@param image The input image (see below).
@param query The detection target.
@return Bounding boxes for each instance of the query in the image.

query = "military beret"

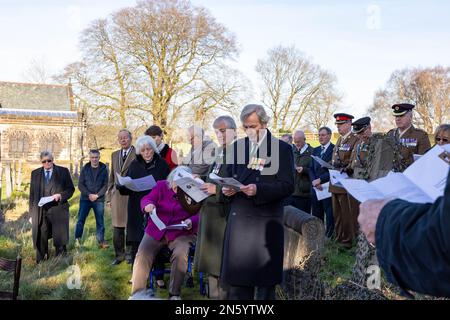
[392,103,414,117]
[352,116,371,134]
[334,113,354,124]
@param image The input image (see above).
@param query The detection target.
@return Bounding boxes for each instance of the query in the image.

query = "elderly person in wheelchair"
[130,166,200,300]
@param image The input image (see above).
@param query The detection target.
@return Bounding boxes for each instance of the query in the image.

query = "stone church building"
[0,81,86,177]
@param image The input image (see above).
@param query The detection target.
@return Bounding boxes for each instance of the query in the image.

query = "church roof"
[0,108,77,119]
[0,81,73,111]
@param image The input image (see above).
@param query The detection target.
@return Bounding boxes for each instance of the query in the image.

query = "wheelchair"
[148,243,207,296]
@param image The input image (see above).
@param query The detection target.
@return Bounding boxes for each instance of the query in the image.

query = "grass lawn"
[0,187,206,300]
[0,179,366,300]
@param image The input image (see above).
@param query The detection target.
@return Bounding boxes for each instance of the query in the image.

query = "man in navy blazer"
[309,127,335,238]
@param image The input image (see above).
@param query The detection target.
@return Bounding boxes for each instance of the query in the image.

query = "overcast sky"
[1,0,449,118]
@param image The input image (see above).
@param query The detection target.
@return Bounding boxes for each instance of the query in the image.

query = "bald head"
[293,130,306,148]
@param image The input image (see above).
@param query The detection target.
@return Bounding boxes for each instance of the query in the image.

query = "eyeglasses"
[436,137,449,143]
[41,159,53,164]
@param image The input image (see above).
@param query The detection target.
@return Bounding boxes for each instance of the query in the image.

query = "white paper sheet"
[329,170,349,187]
[413,154,422,162]
[38,196,54,207]
[116,173,156,192]
[165,223,189,230]
[404,145,450,201]
[314,182,331,201]
[173,169,205,185]
[149,208,166,231]
[176,177,209,202]
[149,208,188,231]
[208,173,244,191]
[311,155,334,169]
[340,145,449,204]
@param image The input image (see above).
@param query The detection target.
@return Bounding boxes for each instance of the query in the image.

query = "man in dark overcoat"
[221,104,295,300]
[29,151,75,263]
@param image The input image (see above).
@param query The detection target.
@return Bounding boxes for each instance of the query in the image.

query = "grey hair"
[293,130,306,139]
[240,104,270,125]
[40,151,54,160]
[213,116,237,130]
[118,129,132,139]
[166,166,192,188]
[188,125,204,137]
[135,135,158,155]
[435,124,450,137]
[319,126,332,135]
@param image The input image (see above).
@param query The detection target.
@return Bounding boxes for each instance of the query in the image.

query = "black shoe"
[112,258,124,265]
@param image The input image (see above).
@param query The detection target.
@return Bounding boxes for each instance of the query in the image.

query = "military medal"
[258,158,266,171]
[213,163,221,174]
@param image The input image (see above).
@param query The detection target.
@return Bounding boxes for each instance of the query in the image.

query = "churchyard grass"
[0,184,206,300]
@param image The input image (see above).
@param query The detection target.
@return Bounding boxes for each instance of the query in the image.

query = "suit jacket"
[376,168,450,297]
[221,130,295,286]
[309,143,335,184]
[29,165,75,248]
[106,146,136,227]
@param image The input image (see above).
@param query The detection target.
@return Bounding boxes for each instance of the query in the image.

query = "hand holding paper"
[38,196,54,207]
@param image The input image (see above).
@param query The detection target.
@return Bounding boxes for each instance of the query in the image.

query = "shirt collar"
[342,131,352,141]
[321,141,331,152]
[122,147,132,155]
[250,129,268,148]
[399,125,412,138]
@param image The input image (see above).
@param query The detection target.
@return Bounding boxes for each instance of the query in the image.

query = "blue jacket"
[376,168,450,297]
[309,143,334,184]
[78,162,109,201]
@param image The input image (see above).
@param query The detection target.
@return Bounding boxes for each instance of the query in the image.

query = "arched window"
[8,131,30,157]
[39,133,62,157]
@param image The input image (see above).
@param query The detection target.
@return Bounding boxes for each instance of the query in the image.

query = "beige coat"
[106,147,136,227]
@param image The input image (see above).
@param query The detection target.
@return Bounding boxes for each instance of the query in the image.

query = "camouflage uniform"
[349,133,402,287]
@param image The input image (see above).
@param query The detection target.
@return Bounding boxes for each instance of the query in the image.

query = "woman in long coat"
[118,135,170,263]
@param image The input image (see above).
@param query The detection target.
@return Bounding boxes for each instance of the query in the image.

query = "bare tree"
[368,66,450,133]
[256,45,341,132]
[56,18,138,128]
[304,88,340,132]
[22,56,53,84]
[112,0,239,135]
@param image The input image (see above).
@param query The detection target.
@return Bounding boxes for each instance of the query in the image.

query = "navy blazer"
[309,143,335,184]
[376,168,450,297]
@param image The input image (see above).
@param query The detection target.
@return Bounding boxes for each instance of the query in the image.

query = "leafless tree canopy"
[22,56,53,84]
[368,66,450,133]
[256,45,341,132]
[57,0,242,137]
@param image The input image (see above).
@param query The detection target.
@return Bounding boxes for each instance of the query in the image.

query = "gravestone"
[280,206,326,299]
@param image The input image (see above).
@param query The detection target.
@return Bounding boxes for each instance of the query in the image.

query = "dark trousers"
[75,200,105,243]
[284,195,311,214]
[113,227,125,260]
[127,241,140,264]
[227,285,275,300]
[36,214,67,263]
[311,191,334,238]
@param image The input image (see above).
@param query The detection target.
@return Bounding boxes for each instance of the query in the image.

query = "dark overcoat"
[221,131,295,286]
[194,147,230,277]
[29,165,75,248]
[118,154,170,243]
